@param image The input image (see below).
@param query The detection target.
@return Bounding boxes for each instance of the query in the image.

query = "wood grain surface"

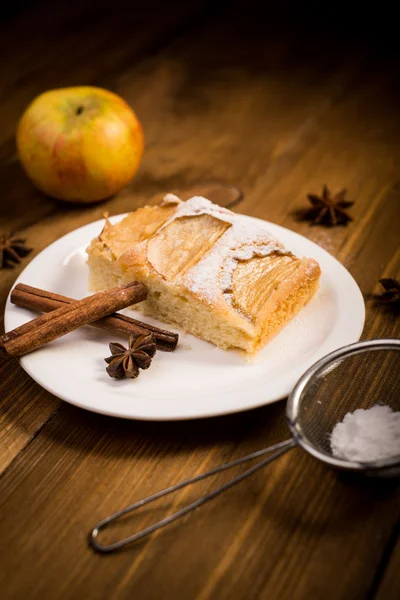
[0,1,399,598]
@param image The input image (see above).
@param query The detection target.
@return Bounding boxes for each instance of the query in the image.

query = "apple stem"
[76,106,84,115]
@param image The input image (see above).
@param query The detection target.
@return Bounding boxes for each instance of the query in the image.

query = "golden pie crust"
[87,195,321,355]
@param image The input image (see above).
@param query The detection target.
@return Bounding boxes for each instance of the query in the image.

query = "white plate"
[4,215,365,421]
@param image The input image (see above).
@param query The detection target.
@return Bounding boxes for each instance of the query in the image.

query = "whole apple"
[17,86,144,203]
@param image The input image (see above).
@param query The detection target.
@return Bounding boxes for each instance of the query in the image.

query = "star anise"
[0,232,32,269]
[303,186,354,226]
[374,278,400,307]
[105,333,156,379]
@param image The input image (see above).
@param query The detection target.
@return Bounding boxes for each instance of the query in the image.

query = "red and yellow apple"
[16,86,144,203]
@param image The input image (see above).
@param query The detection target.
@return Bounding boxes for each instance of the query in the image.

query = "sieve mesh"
[293,347,400,460]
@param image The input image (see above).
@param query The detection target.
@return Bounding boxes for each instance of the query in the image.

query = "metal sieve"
[90,338,400,553]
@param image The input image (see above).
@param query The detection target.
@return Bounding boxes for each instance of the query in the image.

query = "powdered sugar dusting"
[162,196,287,305]
[161,193,182,206]
[331,405,400,462]
[160,195,232,227]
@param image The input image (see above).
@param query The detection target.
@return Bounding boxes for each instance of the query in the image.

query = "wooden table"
[1,2,399,598]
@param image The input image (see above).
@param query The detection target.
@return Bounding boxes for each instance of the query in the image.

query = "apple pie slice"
[87,195,321,355]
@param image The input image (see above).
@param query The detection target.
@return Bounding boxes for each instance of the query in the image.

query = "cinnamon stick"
[1,282,147,358]
[5,283,178,352]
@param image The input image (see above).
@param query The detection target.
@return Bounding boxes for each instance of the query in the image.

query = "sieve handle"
[90,438,296,553]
